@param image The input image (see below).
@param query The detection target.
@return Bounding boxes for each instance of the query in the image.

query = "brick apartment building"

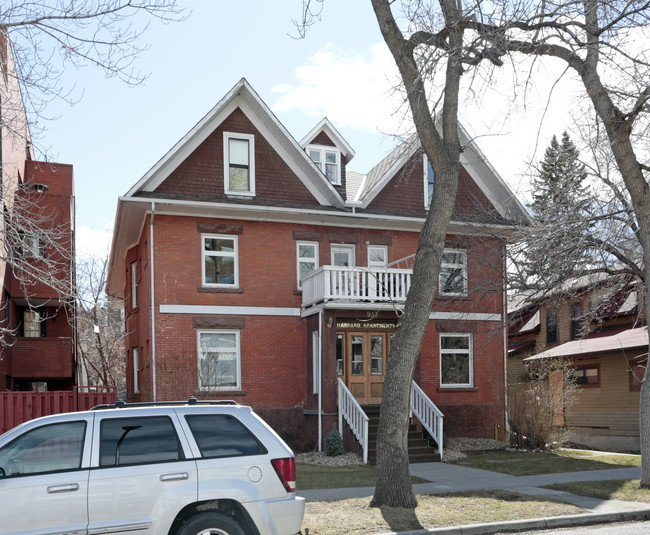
[0,31,76,392]
[107,78,528,448]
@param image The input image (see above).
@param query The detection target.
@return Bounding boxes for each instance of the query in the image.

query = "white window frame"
[423,154,435,209]
[197,330,241,391]
[367,245,388,269]
[223,132,255,196]
[439,248,468,297]
[297,241,319,289]
[439,333,473,388]
[308,145,341,185]
[18,232,46,259]
[131,261,138,309]
[132,347,140,394]
[201,234,239,288]
[331,244,355,267]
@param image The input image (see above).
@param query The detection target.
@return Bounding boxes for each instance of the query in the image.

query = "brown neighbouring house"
[106,78,529,459]
[509,275,646,452]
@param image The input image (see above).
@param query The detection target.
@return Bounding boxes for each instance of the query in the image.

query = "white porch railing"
[337,379,369,464]
[337,379,444,463]
[411,380,445,459]
[302,265,412,307]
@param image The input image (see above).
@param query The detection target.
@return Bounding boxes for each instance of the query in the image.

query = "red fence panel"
[0,388,117,434]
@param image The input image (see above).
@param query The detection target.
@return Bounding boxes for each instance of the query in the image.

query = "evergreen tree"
[531,132,590,222]
[517,132,594,293]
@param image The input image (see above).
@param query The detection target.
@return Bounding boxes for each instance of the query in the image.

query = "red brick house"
[107,78,528,453]
[0,31,76,393]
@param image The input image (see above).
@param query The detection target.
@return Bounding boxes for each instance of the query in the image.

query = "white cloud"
[76,224,113,259]
[272,43,408,136]
[272,42,582,201]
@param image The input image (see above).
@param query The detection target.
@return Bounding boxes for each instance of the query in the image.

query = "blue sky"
[33,1,576,257]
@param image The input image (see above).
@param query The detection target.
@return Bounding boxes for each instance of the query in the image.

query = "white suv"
[0,399,305,535]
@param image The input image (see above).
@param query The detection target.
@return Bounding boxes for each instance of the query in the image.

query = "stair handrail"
[337,379,369,464]
[410,380,444,459]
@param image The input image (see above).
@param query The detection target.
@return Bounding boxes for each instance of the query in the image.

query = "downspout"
[150,202,157,401]
[318,309,323,452]
[502,246,509,438]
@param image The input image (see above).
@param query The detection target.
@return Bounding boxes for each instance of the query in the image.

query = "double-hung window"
[131,261,138,309]
[439,249,468,296]
[224,132,255,196]
[197,330,241,390]
[440,334,473,387]
[308,146,340,185]
[202,234,238,287]
[297,241,319,289]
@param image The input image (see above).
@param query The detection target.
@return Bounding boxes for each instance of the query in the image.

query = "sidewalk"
[298,463,650,534]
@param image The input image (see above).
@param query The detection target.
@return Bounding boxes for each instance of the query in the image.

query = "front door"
[345,332,388,404]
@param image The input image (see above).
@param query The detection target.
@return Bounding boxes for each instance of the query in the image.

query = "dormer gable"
[356,126,530,225]
[300,118,355,200]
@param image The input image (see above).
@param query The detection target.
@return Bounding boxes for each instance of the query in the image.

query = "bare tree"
[76,256,125,393]
[302,0,650,503]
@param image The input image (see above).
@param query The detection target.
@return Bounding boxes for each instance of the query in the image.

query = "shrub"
[508,357,578,450]
[325,429,345,457]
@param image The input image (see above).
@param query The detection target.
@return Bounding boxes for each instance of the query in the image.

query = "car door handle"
[47,483,80,494]
[160,472,189,482]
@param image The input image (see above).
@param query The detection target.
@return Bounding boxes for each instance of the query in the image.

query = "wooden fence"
[0,387,117,434]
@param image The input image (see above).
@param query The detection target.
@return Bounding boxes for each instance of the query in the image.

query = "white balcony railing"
[302,265,412,307]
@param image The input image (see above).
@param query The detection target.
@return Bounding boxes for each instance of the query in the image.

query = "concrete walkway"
[298,463,650,534]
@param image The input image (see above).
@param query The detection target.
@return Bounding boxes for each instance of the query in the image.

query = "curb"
[374,508,650,535]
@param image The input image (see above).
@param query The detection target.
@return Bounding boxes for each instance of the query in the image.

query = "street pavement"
[297,462,650,534]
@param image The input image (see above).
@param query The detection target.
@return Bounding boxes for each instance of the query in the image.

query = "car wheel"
[176,513,246,535]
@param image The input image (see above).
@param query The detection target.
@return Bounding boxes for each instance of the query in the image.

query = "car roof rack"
[91,397,239,410]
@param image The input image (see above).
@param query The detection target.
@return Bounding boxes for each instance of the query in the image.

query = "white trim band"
[429,311,501,321]
[159,305,301,316]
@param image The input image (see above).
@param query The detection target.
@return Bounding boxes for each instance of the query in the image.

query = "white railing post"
[337,378,369,464]
[410,380,444,459]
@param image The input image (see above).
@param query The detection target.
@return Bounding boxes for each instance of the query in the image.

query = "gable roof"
[300,117,355,162]
[126,78,346,210]
[355,126,530,224]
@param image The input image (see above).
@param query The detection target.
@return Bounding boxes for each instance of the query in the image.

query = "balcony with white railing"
[302,265,412,308]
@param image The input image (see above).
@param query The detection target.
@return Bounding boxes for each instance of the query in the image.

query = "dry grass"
[453,449,641,476]
[302,490,582,535]
[546,479,650,503]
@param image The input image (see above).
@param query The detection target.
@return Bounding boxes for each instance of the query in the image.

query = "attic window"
[29,183,49,193]
[308,146,340,185]
[223,132,255,197]
[423,155,434,208]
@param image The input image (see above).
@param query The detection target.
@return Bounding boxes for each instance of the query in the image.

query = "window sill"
[197,389,247,396]
[197,286,244,294]
[436,295,471,302]
[437,387,478,392]
[293,289,303,295]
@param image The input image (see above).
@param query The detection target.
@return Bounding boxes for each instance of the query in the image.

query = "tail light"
[271,457,296,493]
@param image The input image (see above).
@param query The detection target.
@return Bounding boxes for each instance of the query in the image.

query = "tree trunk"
[369,0,464,508]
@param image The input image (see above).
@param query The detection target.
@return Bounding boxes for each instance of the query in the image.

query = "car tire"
[176,513,246,535]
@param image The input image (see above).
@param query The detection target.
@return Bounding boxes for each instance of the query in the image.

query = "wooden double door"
[338,331,390,405]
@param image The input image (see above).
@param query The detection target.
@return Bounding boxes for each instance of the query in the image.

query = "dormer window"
[223,132,255,196]
[308,146,340,185]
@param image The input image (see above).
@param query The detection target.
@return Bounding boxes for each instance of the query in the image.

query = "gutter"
[150,202,157,401]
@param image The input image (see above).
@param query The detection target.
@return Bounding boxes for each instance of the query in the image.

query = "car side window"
[99,416,183,467]
[185,414,267,458]
[0,421,86,477]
